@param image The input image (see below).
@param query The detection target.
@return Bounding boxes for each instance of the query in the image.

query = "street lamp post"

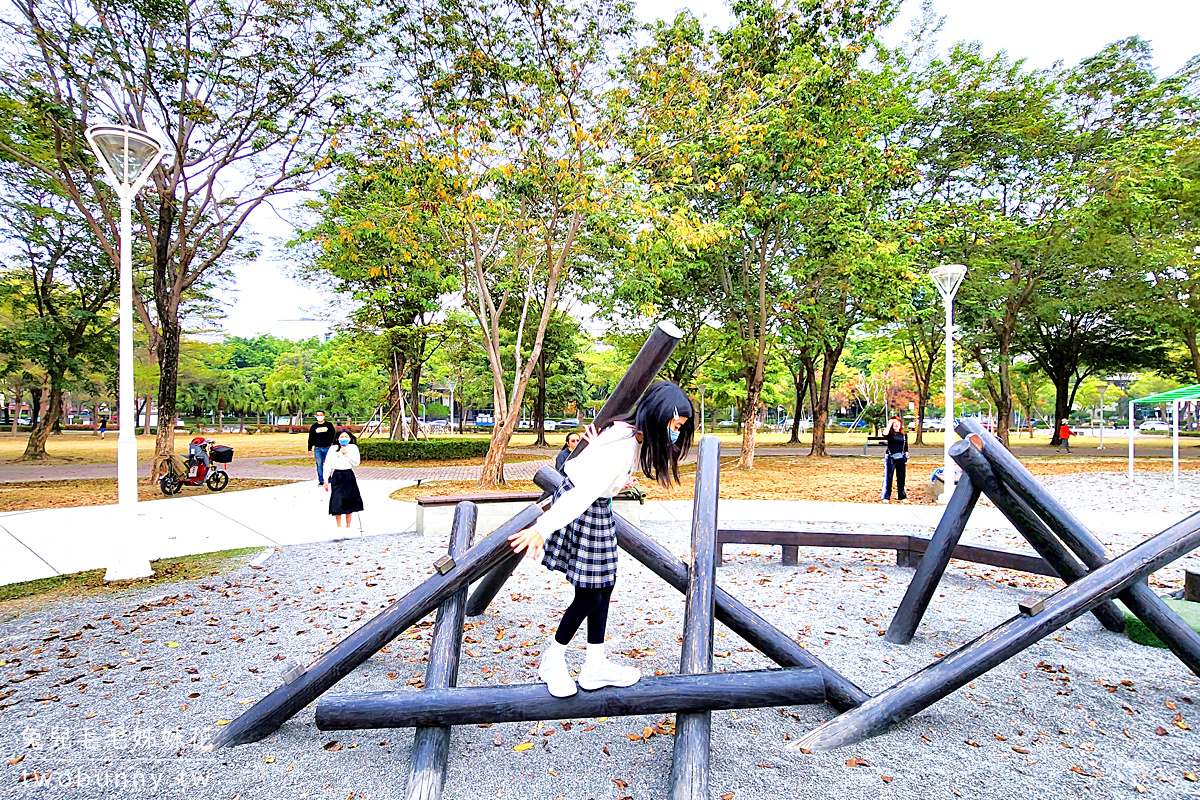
[86,124,167,581]
[1097,384,1108,450]
[929,264,968,504]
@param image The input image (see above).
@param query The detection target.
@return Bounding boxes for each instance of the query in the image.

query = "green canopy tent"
[1128,384,1200,491]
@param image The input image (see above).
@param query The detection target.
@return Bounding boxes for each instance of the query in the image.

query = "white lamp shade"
[929,264,968,300]
[85,125,166,192]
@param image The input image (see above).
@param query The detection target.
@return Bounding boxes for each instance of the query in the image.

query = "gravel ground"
[3,473,1200,799]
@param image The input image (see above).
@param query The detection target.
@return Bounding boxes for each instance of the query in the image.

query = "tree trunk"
[29,385,43,426]
[92,401,101,437]
[808,348,840,458]
[479,413,521,487]
[10,384,21,436]
[789,371,807,445]
[21,385,63,460]
[1185,327,1200,383]
[738,383,762,470]
[1050,378,1072,446]
[409,361,423,439]
[151,313,182,482]
[238,413,245,434]
[534,346,548,448]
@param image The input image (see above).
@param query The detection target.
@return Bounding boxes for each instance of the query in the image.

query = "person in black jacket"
[554,431,582,473]
[881,415,909,503]
[307,411,337,485]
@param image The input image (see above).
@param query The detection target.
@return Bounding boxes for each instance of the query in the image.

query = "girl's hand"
[582,423,599,443]
[623,475,639,489]
[508,527,544,560]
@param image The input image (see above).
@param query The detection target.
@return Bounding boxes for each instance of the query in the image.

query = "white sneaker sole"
[538,669,577,698]
[578,673,640,691]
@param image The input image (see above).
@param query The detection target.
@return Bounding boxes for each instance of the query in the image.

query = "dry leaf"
[324,741,342,752]
[7,754,25,766]
[1185,773,1199,783]
[845,757,869,767]
[1011,747,1030,754]
[611,779,628,789]
[215,719,230,726]
[881,775,893,783]
[1155,727,1169,736]
[513,743,533,752]
[721,794,734,800]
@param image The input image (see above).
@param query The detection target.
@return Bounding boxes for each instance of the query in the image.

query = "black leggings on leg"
[554,584,614,646]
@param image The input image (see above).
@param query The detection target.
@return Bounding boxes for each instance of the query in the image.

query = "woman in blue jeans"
[881,415,909,503]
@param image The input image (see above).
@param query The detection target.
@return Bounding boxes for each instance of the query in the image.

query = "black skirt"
[328,469,364,515]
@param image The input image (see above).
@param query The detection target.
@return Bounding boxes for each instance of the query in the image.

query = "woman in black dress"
[881,415,909,503]
[324,429,364,527]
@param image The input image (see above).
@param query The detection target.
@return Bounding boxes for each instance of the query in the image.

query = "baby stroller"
[159,437,233,495]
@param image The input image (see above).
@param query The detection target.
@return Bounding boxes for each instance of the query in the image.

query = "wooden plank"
[531,466,870,712]
[316,668,824,729]
[416,492,542,507]
[951,439,1126,633]
[885,476,982,644]
[671,436,720,800]
[958,419,1200,676]
[792,509,1200,752]
[206,503,545,749]
[405,503,477,800]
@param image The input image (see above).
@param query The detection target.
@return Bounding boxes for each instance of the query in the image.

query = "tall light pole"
[1097,383,1108,450]
[930,264,967,504]
[86,125,167,581]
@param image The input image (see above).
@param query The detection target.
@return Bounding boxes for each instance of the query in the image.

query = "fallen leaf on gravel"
[965,740,980,747]
[1173,714,1191,730]
[721,794,734,800]
[1135,784,1146,793]
[264,757,274,764]
[324,741,342,751]
[188,693,200,699]
[215,720,230,726]
[1155,727,1169,736]
[493,735,503,746]
[845,757,869,767]
[994,734,1007,741]
[1166,701,1177,710]
[602,746,610,755]
[881,776,893,783]
[1186,773,1198,782]
[513,743,533,752]
[612,779,627,789]
[7,754,25,766]
[167,642,178,648]
[1011,747,1029,754]
[626,734,642,741]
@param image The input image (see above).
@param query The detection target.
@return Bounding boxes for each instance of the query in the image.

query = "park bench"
[716,528,1054,576]
[862,436,888,455]
[416,490,642,538]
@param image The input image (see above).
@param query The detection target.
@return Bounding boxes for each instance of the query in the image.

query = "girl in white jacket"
[509,381,695,697]
[325,430,363,527]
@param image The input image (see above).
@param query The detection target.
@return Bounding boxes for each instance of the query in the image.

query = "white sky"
[214,0,1200,341]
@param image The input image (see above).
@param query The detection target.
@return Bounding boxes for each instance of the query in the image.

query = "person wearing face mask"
[307,411,336,487]
[325,428,364,527]
[880,415,909,504]
[508,381,695,698]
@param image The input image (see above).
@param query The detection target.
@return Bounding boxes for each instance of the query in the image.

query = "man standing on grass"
[308,411,336,486]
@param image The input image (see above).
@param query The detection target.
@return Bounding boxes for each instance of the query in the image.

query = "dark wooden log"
[885,475,982,644]
[464,551,522,617]
[671,436,720,800]
[531,466,870,712]
[206,503,544,749]
[957,419,1200,676]
[793,509,1200,752]
[950,439,1126,632]
[405,503,477,800]
[1187,570,1200,603]
[316,667,824,729]
[473,320,683,611]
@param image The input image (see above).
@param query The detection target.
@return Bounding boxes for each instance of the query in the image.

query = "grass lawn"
[0,546,266,621]
[389,453,1200,504]
[0,478,295,512]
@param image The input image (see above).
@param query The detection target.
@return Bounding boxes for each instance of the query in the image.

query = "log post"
[471,320,683,615]
[405,502,477,800]
[957,419,1200,675]
[531,466,870,712]
[950,439,1126,633]
[316,668,824,730]
[207,504,544,749]
[671,436,720,800]
[885,476,981,644]
[792,509,1200,752]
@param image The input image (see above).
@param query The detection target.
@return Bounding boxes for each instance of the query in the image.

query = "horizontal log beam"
[316,668,825,729]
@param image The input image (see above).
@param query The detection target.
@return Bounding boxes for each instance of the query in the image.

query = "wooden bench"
[863,436,888,455]
[414,491,642,538]
[716,528,1055,576]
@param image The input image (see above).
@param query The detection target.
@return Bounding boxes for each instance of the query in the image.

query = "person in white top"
[509,381,695,698]
[325,430,364,527]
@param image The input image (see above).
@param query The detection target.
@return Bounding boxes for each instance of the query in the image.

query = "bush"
[358,437,491,462]
[245,427,256,435]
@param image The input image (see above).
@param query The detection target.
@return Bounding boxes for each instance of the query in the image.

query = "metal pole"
[1097,385,1107,449]
[1128,399,1135,486]
[1174,399,1180,492]
[940,296,956,503]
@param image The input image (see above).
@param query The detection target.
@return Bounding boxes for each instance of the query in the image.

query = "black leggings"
[554,584,614,645]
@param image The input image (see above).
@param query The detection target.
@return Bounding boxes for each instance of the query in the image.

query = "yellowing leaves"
[513,742,534,752]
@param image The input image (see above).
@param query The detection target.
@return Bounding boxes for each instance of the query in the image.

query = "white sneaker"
[538,641,576,698]
[578,644,640,691]
[880,498,890,504]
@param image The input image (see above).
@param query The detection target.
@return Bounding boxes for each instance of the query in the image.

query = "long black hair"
[624,381,695,488]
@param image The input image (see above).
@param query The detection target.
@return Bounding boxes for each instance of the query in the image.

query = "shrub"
[358,437,491,462]
[245,428,256,435]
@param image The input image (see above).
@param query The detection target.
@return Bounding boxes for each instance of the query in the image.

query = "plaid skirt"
[541,478,619,588]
